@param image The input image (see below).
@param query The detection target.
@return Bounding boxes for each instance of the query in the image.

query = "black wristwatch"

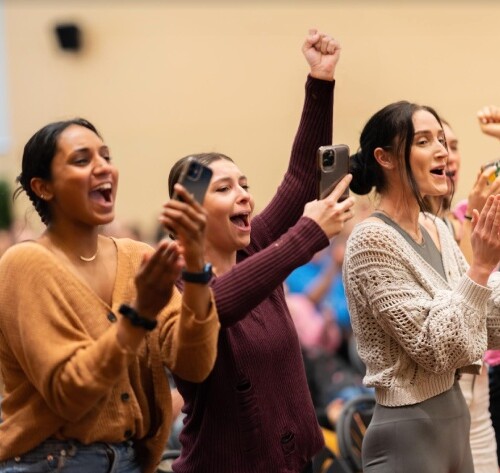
[181,263,213,284]
[119,304,158,331]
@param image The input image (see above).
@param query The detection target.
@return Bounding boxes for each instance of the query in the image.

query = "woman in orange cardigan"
[0,118,220,473]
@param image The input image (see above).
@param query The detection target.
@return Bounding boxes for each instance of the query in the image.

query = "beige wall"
[3,1,500,240]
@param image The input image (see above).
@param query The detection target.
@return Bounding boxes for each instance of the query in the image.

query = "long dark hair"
[349,101,444,213]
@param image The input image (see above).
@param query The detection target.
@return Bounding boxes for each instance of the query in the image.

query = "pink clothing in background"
[485,350,500,367]
[453,198,468,222]
[286,293,341,355]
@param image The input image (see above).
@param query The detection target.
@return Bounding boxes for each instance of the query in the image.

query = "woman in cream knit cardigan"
[343,101,500,473]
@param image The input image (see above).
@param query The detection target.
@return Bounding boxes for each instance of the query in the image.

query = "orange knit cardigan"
[0,237,219,472]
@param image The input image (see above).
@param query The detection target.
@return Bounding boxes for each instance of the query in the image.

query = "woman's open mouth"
[230,212,251,230]
[90,182,113,206]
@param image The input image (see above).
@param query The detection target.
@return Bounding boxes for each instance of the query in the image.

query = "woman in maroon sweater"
[165,29,354,473]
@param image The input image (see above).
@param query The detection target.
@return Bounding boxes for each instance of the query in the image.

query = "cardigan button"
[124,429,133,439]
[121,392,130,402]
[107,312,117,323]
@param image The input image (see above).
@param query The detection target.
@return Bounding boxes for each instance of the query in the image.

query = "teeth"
[230,212,250,226]
[94,183,112,191]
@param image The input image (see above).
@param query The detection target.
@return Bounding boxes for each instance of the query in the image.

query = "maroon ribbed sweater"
[173,76,334,473]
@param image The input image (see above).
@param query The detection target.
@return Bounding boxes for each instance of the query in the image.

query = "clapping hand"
[134,184,208,320]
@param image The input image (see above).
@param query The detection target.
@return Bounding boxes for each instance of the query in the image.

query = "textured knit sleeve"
[212,217,329,327]
[157,289,219,383]
[248,76,334,249]
[344,223,491,374]
[0,244,134,422]
[113,238,220,384]
[486,272,500,349]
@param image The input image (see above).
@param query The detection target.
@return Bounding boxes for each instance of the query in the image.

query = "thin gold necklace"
[79,250,98,262]
[46,233,98,263]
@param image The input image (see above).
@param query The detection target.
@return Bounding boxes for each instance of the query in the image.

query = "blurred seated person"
[293,310,372,430]
[286,199,372,338]
[285,286,342,358]
[286,235,351,335]
[285,202,374,430]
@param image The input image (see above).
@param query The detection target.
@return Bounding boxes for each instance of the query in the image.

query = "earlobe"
[30,178,53,201]
[374,147,395,170]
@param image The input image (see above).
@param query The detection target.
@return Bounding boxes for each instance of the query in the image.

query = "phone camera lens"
[323,150,335,168]
[187,163,200,179]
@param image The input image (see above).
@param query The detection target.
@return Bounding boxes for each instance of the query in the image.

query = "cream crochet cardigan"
[343,215,500,407]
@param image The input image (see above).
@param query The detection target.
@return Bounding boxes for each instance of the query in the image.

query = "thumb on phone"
[324,174,352,203]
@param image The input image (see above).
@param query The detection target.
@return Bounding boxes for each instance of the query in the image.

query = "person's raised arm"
[477,105,500,140]
[303,28,341,81]
[456,105,500,264]
[212,175,355,326]
[253,30,341,245]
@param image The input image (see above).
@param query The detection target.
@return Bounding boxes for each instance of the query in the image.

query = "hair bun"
[349,151,374,195]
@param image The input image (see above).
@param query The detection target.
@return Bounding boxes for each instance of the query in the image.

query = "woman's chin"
[236,236,251,249]
[93,214,115,228]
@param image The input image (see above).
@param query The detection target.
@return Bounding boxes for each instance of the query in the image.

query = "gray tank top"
[372,212,446,281]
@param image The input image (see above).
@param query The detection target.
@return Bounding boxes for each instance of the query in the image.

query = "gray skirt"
[363,380,473,473]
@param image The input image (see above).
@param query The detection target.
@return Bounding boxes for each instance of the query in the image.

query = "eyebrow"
[71,145,109,153]
[414,129,444,135]
[211,175,247,183]
[415,128,444,133]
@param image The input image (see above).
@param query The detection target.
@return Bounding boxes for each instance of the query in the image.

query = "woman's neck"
[204,245,237,277]
[41,222,101,263]
[376,195,423,242]
[428,195,451,218]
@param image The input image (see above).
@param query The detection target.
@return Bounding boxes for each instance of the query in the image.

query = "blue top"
[286,251,351,329]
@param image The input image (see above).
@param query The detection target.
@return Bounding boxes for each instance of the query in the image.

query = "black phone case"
[174,159,213,204]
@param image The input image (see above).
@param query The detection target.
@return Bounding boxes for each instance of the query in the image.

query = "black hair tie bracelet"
[119,304,157,331]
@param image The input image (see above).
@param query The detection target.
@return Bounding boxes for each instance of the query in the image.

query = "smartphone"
[482,159,500,184]
[317,144,350,200]
[173,157,213,204]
